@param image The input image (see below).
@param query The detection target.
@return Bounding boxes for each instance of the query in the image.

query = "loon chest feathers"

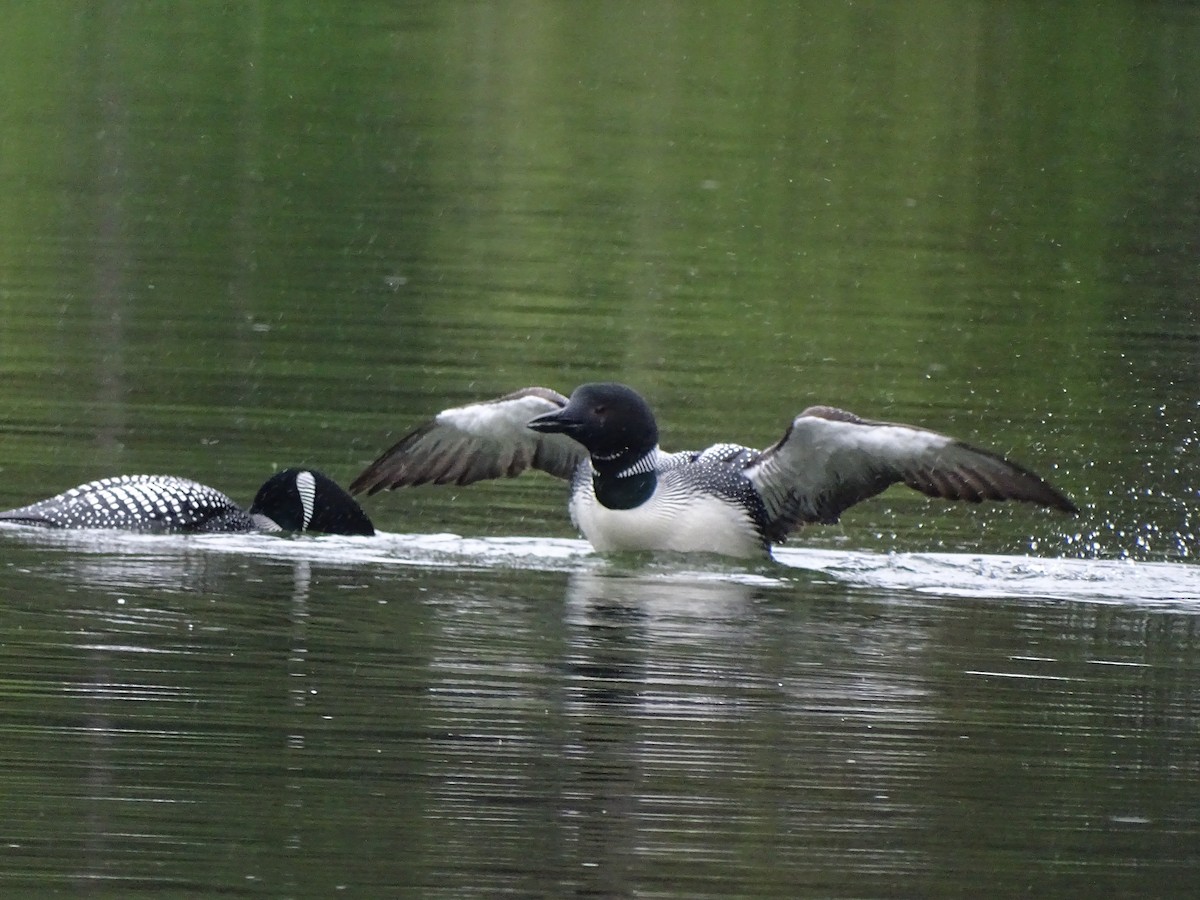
[567,448,768,557]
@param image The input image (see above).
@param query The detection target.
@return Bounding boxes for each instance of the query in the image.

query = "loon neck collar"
[590,448,658,510]
[592,469,656,510]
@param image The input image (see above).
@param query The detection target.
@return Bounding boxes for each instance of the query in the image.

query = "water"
[2,530,1197,896]
[1,2,1198,896]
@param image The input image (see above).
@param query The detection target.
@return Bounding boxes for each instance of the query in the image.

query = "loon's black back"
[0,475,254,533]
[0,470,375,536]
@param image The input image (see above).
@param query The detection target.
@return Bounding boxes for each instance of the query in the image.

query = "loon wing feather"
[350,387,587,494]
[743,405,1077,541]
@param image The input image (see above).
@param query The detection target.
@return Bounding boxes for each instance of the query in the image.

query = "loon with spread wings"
[350,382,1076,558]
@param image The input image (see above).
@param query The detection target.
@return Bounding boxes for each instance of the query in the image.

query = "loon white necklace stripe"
[349,381,1077,558]
[295,470,317,530]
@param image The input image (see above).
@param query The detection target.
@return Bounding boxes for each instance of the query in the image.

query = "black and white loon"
[0,468,374,536]
[350,382,1075,558]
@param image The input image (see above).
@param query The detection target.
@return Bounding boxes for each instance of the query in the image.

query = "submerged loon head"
[527,382,659,471]
[249,469,375,536]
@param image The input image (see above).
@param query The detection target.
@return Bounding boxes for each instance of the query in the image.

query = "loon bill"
[0,468,374,536]
[349,382,1077,559]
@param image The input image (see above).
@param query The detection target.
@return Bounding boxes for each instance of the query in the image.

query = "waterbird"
[350,382,1076,558]
[0,468,374,536]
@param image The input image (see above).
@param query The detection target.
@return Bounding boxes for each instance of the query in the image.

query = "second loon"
[0,468,374,536]
[349,382,1076,558]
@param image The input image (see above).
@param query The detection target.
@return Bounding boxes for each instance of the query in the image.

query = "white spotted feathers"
[0,475,252,532]
[0,469,376,536]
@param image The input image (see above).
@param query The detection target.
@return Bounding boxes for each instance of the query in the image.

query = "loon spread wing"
[743,405,1078,541]
[350,387,587,494]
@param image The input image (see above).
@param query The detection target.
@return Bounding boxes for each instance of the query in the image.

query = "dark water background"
[0,3,1197,897]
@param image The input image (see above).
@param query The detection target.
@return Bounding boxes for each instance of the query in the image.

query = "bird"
[350,382,1077,558]
[0,468,374,536]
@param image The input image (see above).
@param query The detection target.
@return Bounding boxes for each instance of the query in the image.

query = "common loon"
[0,468,374,536]
[350,382,1076,558]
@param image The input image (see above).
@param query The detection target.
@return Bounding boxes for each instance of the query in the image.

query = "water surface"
[1,529,1197,896]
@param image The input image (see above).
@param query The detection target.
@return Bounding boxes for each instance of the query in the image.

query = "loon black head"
[249,469,375,536]
[527,382,658,473]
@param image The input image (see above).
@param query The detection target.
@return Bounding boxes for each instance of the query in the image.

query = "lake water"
[1,2,1197,897]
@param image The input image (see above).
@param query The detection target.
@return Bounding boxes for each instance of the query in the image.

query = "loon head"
[527,382,659,472]
[249,469,375,536]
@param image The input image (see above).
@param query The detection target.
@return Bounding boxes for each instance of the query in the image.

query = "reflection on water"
[1,531,1197,894]
[556,570,940,894]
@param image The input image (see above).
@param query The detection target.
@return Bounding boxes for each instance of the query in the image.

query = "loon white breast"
[349,381,1077,559]
[566,451,766,557]
[0,469,374,536]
